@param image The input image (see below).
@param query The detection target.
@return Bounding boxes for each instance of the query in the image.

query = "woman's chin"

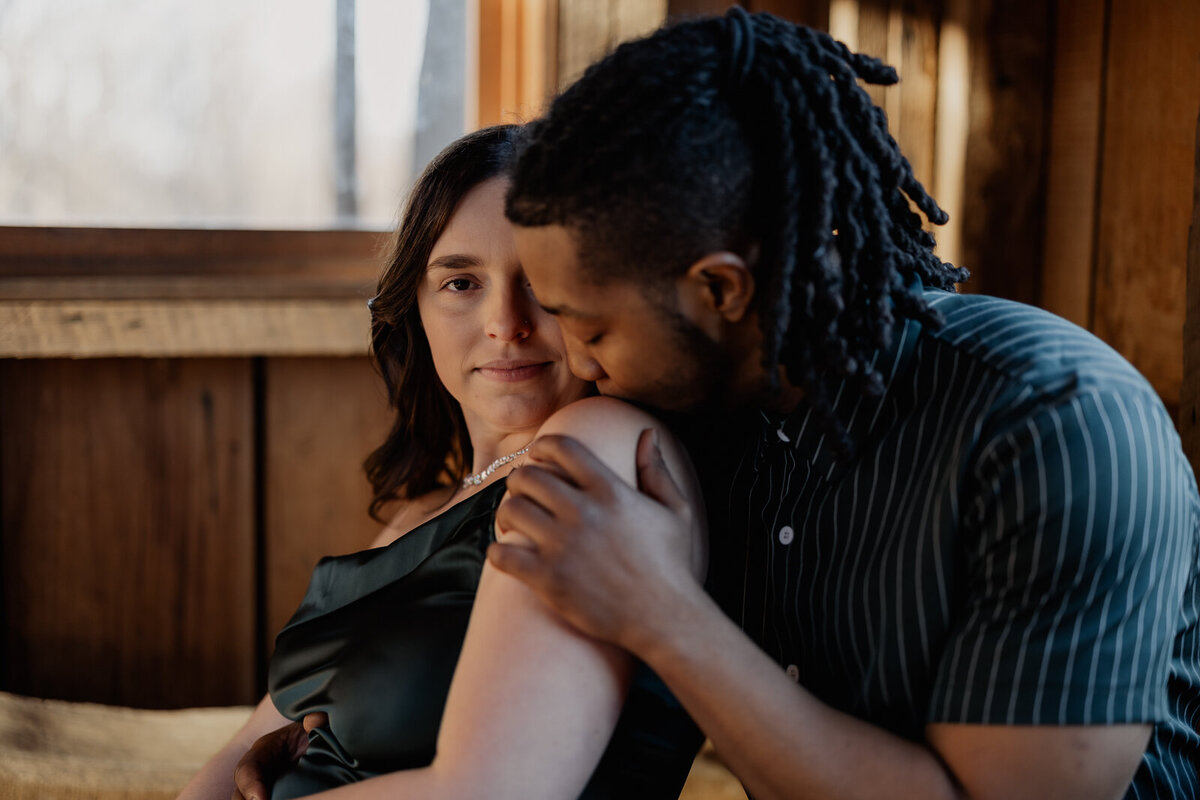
[469,401,560,434]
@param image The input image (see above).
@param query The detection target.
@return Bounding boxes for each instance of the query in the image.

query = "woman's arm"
[294,396,705,800]
[177,695,294,800]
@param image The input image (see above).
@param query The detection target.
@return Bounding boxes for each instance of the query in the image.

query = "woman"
[178,125,706,800]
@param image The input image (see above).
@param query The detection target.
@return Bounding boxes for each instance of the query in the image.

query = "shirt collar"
[763,291,926,480]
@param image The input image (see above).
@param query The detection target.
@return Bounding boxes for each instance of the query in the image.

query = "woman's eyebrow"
[427,253,482,271]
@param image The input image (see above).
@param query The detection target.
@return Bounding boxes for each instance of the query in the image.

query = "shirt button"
[786,664,800,682]
[778,525,794,545]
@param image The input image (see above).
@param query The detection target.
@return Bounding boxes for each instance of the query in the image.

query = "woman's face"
[417,176,591,439]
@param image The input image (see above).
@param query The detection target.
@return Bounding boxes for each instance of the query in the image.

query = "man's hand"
[231,712,327,800]
[488,429,704,652]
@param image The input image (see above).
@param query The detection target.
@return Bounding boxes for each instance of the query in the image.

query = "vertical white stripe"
[1058,395,1098,723]
[1006,416,1050,724]
[1105,391,1142,721]
[1120,396,1160,720]
[1082,390,1122,720]
[979,430,1026,722]
[1031,404,1075,722]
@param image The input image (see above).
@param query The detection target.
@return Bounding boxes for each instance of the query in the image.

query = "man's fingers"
[636,427,688,512]
[505,463,582,516]
[233,721,308,800]
[487,540,545,581]
[231,761,267,800]
[527,434,622,492]
[495,491,558,544]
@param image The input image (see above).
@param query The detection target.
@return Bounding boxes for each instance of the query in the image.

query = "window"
[0,0,467,230]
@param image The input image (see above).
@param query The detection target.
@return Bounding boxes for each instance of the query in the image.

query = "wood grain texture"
[667,0,731,18]
[0,299,370,358]
[557,0,613,89]
[612,0,668,47]
[477,0,507,127]
[957,0,1052,304]
[262,357,394,658]
[557,0,667,90]
[667,0,829,27]
[477,0,556,127]
[932,0,970,268]
[827,0,859,46]
[0,276,379,301]
[854,0,890,107]
[522,0,555,113]
[1091,0,1200,408]
[0,358,256,707]
[1184,107,1200,468]
[0,227,383,282]
[846,0,939,206]
[893,0,939,198]
[748,0,829,28]
[1039,0,1105,330]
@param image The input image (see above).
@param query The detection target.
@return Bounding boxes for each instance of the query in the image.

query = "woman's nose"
[485,290,533,342]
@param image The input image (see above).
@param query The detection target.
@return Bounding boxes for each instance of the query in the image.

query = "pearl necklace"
[461,445,531,488]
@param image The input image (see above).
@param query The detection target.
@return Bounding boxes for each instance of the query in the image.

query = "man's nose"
[564,340,607,382]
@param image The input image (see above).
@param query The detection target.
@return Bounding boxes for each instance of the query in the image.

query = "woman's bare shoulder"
[537,395,660,438]
[534,396,679,487]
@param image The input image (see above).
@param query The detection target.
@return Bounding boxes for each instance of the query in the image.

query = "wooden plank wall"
[1183,107,1200,470]
[1042,0,1200,416]
[263,358,392,654]
[1087,0,1200,413]
[1,358,257,706]
[557,0,669,90]
[664,0,1198,419]
[0,355,393,707]
[0,229,395,708]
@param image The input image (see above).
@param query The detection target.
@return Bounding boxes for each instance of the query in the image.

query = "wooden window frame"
[0,227,385,358]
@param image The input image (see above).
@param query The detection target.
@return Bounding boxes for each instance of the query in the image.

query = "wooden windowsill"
[0,226,386,357]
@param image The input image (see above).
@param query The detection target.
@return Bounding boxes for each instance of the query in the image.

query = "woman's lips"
[475,361,552,382]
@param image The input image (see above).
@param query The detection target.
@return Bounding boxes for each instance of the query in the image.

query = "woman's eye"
[586,333,604,346]
[442,278,475,292]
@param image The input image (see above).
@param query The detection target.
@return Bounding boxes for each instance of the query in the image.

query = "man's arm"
[489,432,1151,800]
[632,556,1148,800]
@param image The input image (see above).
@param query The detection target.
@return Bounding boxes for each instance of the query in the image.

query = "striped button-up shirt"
[693,286,1199,797]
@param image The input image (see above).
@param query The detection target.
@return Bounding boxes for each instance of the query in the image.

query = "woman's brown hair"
[365,124,522,520]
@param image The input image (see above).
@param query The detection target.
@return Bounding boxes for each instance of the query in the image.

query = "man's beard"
[612,304,740,416]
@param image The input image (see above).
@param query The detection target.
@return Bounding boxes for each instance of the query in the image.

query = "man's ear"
[680,252,756,323]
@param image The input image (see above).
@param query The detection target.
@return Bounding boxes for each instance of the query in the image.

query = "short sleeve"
[928,385,1198,725]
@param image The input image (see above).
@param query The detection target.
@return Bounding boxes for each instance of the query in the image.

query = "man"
[488,9,1198,800]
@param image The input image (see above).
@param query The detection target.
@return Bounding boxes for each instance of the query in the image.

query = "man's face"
[513,223,734,411]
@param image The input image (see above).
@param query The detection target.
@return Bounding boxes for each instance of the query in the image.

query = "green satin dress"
[268,479,703,799]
